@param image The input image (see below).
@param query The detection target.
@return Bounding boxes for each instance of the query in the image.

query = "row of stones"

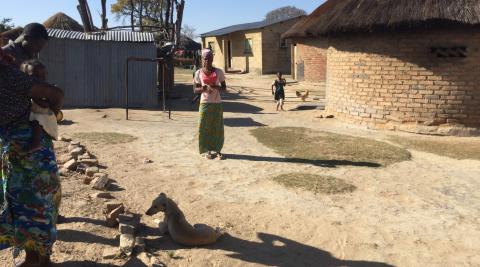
[56,137,146,259]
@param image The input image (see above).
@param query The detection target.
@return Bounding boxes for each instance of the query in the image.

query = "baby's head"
[276,72,283,79]
[21,59,47,81]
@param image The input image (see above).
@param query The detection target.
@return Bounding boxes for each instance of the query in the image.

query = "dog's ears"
[160,192,166,197]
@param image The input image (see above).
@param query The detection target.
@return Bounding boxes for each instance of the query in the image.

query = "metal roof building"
[39,29,157,108]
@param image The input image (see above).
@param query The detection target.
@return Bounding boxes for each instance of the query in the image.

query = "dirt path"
[1,71,479,266]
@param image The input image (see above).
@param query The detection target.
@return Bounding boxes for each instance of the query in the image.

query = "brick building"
[200,16,304,75]
[283,0,480,135]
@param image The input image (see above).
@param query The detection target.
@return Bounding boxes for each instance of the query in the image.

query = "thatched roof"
[283,0,480,38]
[1,27,23,41]
[178,35,201,51]
[44,12,84,32]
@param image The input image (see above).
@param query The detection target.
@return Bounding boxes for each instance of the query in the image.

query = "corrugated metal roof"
[47,29,155,43]
[200,15,305,37]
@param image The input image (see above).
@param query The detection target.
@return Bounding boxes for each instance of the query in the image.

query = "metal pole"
[125,58,129,120]
[162,63,166,112]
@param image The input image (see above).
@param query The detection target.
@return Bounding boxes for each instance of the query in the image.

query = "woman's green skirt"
[198,103,224,154]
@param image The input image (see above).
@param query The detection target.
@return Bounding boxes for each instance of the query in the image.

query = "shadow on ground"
[144,232,394,267]
[224,153,381,168]
[53,257,166,267]
[169,83,265,114]
[224,118,266,127]
[57,229,117,246]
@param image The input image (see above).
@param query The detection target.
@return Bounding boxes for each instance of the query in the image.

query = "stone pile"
[56,136,146,260]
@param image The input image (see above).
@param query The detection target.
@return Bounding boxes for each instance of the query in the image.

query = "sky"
[2,0,324,37]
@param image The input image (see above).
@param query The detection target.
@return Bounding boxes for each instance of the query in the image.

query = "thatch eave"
[283,0,480,39]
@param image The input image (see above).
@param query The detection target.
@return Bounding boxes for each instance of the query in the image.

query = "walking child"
[272,72,286,111]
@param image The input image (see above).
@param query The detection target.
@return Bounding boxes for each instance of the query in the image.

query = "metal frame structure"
[125,57,168,120]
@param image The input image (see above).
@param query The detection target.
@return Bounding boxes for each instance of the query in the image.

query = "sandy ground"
[1,70,479,267]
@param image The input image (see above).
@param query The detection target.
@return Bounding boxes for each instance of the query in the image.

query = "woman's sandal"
[216,153,226,160]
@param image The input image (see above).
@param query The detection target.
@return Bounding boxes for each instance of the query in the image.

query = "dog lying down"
[146,193,223,246]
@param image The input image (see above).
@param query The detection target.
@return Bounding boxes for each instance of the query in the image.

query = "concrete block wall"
[261,18,302,75]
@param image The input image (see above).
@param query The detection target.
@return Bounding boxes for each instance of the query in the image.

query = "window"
[244,38,253,54]
[207,41,215,53]
[431,46,467,58]
[280,38,290,48]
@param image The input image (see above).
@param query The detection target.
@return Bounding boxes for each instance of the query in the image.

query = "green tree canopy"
[0,18,14,32]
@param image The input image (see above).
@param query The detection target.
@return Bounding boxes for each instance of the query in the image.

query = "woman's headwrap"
[202,48,213,59]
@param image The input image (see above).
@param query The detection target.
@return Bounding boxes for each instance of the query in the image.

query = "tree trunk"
[101,0,108,30]
[175,0,185,46]
[165,0,171,39]
[129,0,135,31]
[139,0,144,32]
[77,0,93,32]
[159,0,164,25]
[169,1,175,39]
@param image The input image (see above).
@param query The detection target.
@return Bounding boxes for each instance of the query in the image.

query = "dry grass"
[273,173,356,195]
[389,136,480,160]
[72,132,137,145]
[251,127,411,167]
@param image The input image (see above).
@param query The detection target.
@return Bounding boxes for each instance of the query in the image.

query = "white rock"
[92,175,109,190]
[79,158,98,166]
[63,159,77,171]
[70,147,84,157]
[102,247,119,259]
[86,167,99,177]
[119,234,135,256]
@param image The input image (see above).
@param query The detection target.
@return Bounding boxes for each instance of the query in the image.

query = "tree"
[111,0,184,43]
[0,18,14,32]
[111,0,167,31]
[265,6,306,22]
[182,24,196,39]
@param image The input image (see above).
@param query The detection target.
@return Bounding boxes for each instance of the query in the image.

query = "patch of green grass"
[251,127,410,167]
[273,173,356,195]
[389,136,480,160]
[72,132,137,145]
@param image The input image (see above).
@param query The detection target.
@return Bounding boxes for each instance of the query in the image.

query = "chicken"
[296,90,310,102]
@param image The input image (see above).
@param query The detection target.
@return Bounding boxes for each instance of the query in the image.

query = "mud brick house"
[200,16,304,74]
[283,0,480,136]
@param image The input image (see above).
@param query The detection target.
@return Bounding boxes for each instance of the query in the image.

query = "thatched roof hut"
[44,12,84,32]
[283,0,480,136]
[283,0,480,38]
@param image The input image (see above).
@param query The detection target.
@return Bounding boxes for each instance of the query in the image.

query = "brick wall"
[296,39,328,82]
[326,27,480,135]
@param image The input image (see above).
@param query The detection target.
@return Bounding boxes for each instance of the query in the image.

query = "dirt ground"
[1,69,479,267]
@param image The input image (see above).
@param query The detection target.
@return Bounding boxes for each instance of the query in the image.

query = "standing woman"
[0,50,64,267]
[193,49,227,159]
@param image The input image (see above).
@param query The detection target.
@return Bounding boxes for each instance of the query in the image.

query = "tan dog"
[146,193,222,246]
